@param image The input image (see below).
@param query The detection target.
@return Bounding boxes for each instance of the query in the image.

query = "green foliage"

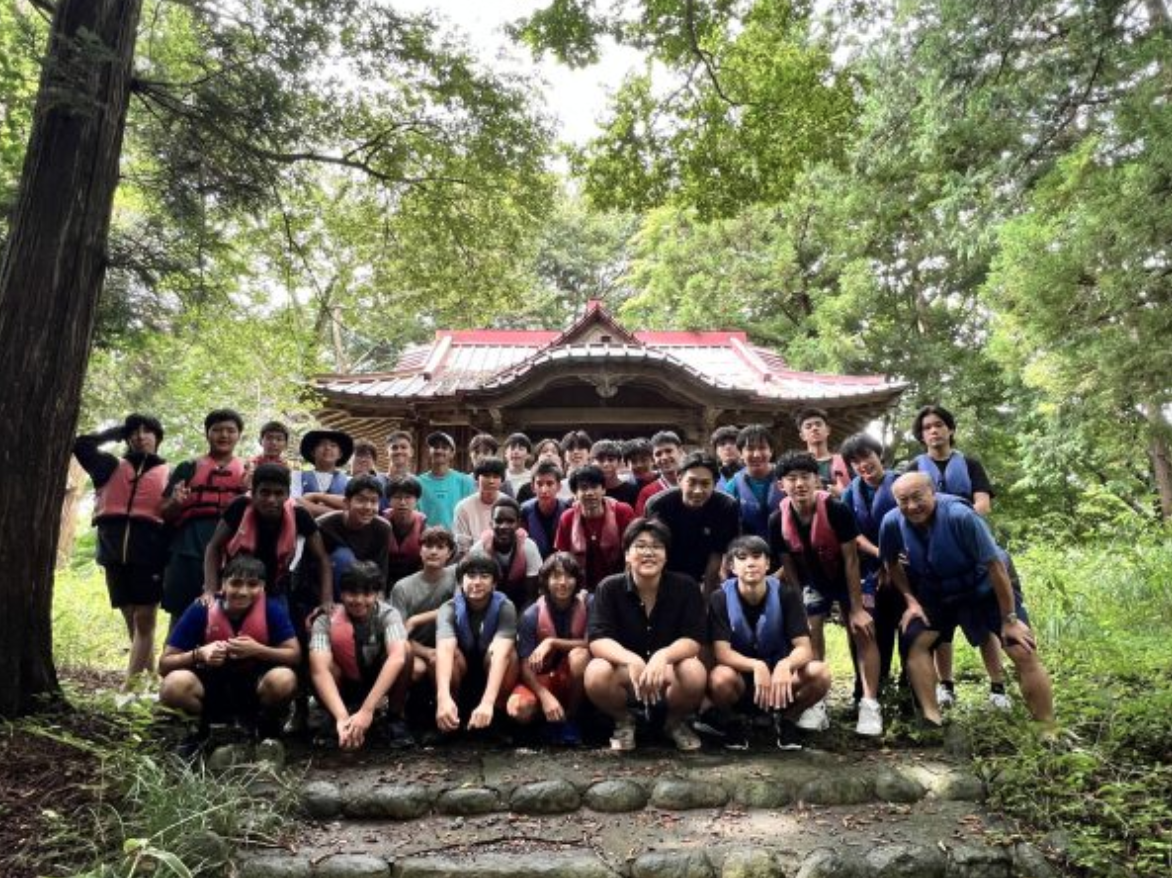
[0,1,44,227]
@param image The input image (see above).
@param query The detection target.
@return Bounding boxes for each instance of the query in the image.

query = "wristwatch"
[1003,612,1019,625]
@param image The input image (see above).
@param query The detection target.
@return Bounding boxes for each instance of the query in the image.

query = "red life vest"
[250,454,289,470]
[534,593,588,643]
[204,594,269,645]
[225,499,298,581]
[328,605,362,681]
[177,456,247,525]
[826,453,852,491]
[568,498,623,574]
[780,491,841,578]
[94,458,167,525]
[479,527,531,586]
[385,510,426,560]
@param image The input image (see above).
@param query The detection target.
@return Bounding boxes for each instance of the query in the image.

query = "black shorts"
[104,563,163,609]
[197,664,270,724]
[901,591,1031,651]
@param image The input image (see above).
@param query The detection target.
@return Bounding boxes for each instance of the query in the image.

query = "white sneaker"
[796,700,830,731]
[856,698,883,737]
[988,690,1012,711]
[935,684,955,709]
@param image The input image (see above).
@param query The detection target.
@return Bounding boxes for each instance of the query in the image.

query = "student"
[434,553,520,734]
[468,433,501,470]
[383,475,428,588]
[202,463,333,611]
[252,421,291,469]
[316,474,392,586]
[389,526,458,701]
[507,552,591,745]
[517,439,564,504]
[554,464,636,592]
[161,409,248,624]
[705,536,831,750]
[880,473,1055,726]
[634,430,684,516]
[710,425,744,482]
[73,413,169,684]
[417,431,476,531]
[298,429,354,518]
[503,432,534,495]
[592,439,640,507]
[622,438,657,488]
[560,430,593,473]
[769,452,883,737]
[309,561,410,749]
[159,555,300,740]
[585,518,707,752]
[720,424,785,539]
[350,440,381,478]
[794,407,852,496]
[645,451,741,593]
[520,462,569,559]
[453,456,507,555]
[475,497,542,609]
[384,431,415,479]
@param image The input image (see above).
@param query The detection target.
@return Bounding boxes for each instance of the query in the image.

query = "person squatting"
[74,404,1054,752]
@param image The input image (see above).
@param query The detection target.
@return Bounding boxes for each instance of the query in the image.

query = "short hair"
[456,552,500,584]
[534,438,562,458]
[222,554,266,582]
[504,432,533,451]
[205,408,244,433]
[710,425,740,447]
[123,413,164,445]
[568,464,606,492]
[623,438,653,461]
[491,496,522,517]
[677,451,720,479]
[775,451,820,479]
[425,431,456,450]
[621,517,673,552]
[252,463,291,491]
[353,439,378,458]
[531,460,564,482]
[345,474,384,499]
[650,430,682,449]
[386,474,423,499]
[736,423,773,451]
[469,433,499,455]
[419,525,456,552]
[538,552,583,596]
[385,430,413,447]
[473,456,506,478]
[560,430,593,453]
[912,404,957,443]
[794,406,829,429]
[839,433,884,463]
[590,439,624,460]
[259,420,288,440]
[339,560,383,594]
[726,534,771,560]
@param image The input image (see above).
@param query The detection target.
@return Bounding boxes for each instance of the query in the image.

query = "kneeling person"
[434,554,520,733]
[507,552,590,744]
[707,537,831,749]
[159,555,300,738]
[309,561,410,749]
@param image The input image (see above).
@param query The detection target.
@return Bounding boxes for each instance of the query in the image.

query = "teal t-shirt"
[417,469,475,529]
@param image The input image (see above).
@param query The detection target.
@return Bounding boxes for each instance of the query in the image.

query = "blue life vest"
[301,469,350,497]
[849,472,897,584]
[897,494,1001,602]
[521,497,568,557]
[453,590,506,656]
[721,576,789,666]
[915,452,972,502]
[725,470,785,538]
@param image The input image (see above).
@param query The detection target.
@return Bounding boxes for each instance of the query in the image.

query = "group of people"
[73,403,1053,753]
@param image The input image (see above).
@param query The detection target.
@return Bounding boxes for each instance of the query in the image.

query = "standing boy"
[794,407,851,496]
[417,431,476,530]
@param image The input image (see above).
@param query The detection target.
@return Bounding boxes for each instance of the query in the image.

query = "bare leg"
[907,631,943,724]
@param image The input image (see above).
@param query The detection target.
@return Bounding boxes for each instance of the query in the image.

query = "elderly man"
[879,473,1054,726]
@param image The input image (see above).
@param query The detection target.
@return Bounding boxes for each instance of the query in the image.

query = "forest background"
[0,1,1170,876]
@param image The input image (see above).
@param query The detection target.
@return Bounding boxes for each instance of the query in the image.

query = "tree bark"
[1146,408,1172,520]
[0,0,142,717]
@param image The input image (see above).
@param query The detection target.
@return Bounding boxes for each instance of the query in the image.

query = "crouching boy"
[434,553,519,733]
[706,536,831,749]
[507,552,590,744]
[309,561,410,750]
[159,555,300,739]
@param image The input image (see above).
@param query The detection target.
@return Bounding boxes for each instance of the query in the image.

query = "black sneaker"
[690,708,728,739]
[383,717,415,750]
[774,715,803,751]
[721,717,750,751]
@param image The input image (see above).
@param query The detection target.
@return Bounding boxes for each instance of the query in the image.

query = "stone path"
[232,735,1064,878]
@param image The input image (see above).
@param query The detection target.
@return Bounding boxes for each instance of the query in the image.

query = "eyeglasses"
[631,541,665,554]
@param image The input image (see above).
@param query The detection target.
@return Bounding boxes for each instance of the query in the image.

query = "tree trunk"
[0,0,142,718]
[1147,409,1172,520]
[56,459,89,570]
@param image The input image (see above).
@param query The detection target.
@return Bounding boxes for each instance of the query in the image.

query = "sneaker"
[774,715,803,751]
[935,683,955,709]
[384,717,415,749]
[988,690,1012,711]
[721,718,750,751]
[557,720,582,747]
[796,700,830,731]
[856,698,883,737]
[665,720,703,752]
[610,718,637,752]
[690,708,728,739]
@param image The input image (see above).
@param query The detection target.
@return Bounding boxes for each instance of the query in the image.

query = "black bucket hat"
[300,429,355,467]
